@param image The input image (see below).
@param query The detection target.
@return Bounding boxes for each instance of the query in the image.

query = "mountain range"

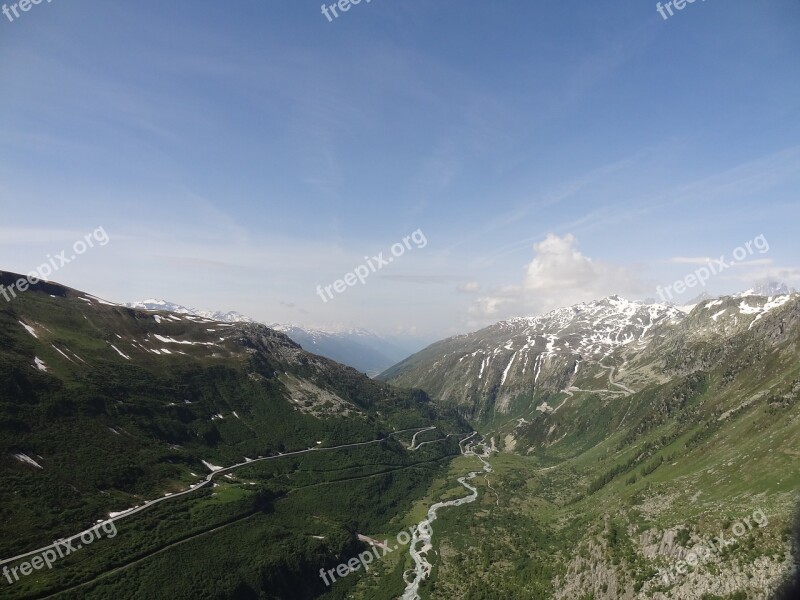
[125,300,419,376]
[2,272,798,599]
[380,288,797,422]
[378,285,800,598]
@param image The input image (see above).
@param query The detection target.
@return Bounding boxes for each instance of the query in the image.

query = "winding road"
[0,426,446,569]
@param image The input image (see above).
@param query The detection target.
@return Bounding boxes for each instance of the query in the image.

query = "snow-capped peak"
[737,281,796,298]
[492,296,684,358]
[125,300,254,323]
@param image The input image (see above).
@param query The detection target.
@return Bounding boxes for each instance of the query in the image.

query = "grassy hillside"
[0,272,471,599]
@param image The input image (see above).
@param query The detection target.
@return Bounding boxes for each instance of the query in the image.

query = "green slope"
[0,272,471,599]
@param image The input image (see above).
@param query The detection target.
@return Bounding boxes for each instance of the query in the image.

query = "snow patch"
[500,352,516,385]
[19,321,38,338]
[748,295,792,329]
[738,300,761,315]
[110,344,131,360]
[153,334,216,347]
[86,295,118,306]
[13,453,43,469]
[51,344,76,363]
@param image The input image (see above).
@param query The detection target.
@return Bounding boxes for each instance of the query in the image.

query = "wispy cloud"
[563,146,800,236]
[668,256,714,265]
[375,274,460,285]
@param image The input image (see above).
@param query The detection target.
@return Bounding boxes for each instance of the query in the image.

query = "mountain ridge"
[125,298,421,376]
[379,288,800,421]
[0,271,469,560]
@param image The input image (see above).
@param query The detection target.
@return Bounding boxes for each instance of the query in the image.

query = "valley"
[1,271,798,599]
[5,3,798,598]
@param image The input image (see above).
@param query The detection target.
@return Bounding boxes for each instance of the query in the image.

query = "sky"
[1,0,799,342]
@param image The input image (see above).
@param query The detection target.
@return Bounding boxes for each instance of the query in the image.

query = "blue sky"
[1,0,799,340]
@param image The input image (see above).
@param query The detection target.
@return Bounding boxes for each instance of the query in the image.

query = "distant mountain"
[126,300,416,375]
[745,280,796,297]
[683,291,714,306]
[269,325,418,377]
[125,299,254,324]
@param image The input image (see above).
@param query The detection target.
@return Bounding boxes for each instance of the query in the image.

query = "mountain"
[380,291,799,421]
[1,272,469,599]
[683,291,715,306]
[746,280,796,298]
[377,288,800,598]
[5,274,798,599]
[126,300,414,376]
[380,295,686,419]
[270,325,418,377]
[125,299,255,324]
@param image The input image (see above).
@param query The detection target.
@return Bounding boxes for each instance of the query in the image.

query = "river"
[400,433,493,600]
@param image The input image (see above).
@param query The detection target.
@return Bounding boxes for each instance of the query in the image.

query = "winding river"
[401,433,493,600]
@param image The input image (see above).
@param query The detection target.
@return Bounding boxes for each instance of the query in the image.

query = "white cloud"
[467,234,648,324]
[667,256,714,265]
[729,259,773,268]
[456,281,481,294]
[726,266,800,287]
